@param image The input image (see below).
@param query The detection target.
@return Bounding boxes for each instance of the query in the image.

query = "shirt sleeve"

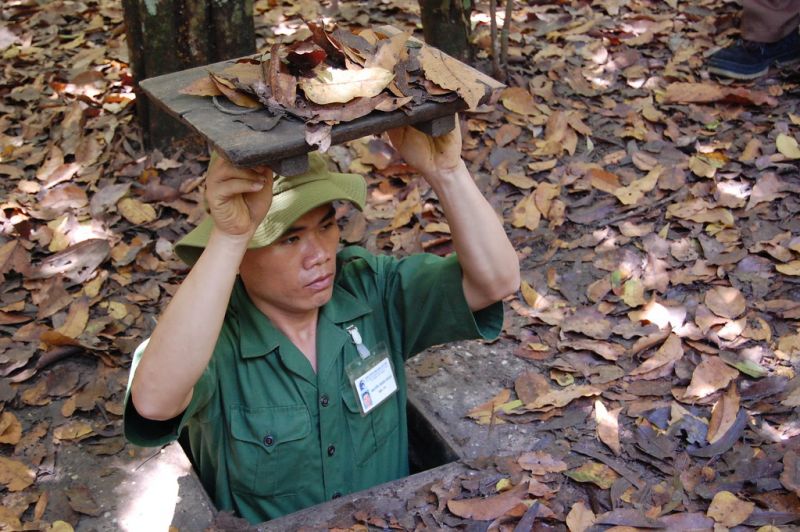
[123,331,225,447]
[377,251,504,359]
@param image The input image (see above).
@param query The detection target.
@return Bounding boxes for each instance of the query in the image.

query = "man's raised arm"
[388,120,520,311]
[130,154,273,421]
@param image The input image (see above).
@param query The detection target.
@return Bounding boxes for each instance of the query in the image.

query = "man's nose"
[303,233,330,269]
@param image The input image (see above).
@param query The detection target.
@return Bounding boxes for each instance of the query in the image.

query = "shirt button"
[332,492,342,499]
[263,435,274,447]
[327,444,336,457]
[320,394,329,407]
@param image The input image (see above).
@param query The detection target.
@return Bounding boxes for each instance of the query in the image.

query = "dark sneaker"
[708,30,800,80]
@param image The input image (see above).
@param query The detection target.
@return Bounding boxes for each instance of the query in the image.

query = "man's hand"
[387,119,464,181]
[388,117,520,311]
[131,151,274,421]
[205,150,273,238]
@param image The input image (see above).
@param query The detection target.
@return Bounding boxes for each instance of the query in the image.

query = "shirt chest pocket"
[229,404,311,497]
[341,388,400,467]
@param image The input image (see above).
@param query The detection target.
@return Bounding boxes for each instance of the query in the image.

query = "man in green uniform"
[124,122,520,523]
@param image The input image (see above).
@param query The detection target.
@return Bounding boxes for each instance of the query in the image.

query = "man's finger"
[251,165,274,178]
[386,126,410,146]
[211,178,268,198]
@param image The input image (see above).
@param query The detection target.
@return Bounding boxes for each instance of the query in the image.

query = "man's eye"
[282,236,299,245]
[321,222,335,231]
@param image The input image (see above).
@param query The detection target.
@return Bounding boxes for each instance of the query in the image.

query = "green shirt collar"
[233,278,372,360]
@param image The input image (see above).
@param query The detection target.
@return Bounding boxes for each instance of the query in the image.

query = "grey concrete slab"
[406,338,545,460]
[258,461,471,531]
[55,442,215,531]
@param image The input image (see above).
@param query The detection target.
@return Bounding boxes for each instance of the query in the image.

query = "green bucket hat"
[174,152,367,266]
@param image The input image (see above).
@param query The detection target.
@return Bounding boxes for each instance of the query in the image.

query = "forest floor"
[2,0,800,530]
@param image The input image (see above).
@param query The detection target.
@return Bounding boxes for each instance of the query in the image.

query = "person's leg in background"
[708,0,800,80]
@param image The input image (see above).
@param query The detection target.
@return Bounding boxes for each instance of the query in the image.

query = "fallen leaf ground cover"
[1,0,800,529]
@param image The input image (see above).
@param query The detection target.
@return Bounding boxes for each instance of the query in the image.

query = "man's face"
[239,204,340,317]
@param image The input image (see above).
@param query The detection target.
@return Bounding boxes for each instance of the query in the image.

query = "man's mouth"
[306,273,333,291]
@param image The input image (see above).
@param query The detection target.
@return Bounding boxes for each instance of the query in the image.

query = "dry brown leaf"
[387,187,421,230]
[299,67,394,105]
[781,450,800,498]
[776,133,800,159]
[547,199,566,228]
[341,212,367,243]
[499,171,536,190]
[446,481,528,520]
[746,173,787,210]
[305,122,332,151]
[495,123,522,147]
[528,159,558,173]
[364,32,409,72]
[783,387,800,407]
[777,260,800,276]
[56,297,89,338]
[566,501,597,532]
[268,44,297,108]
[21,381,52,406]
[527,477,553,498]
[514,371,550,404]
[594,399,621,455]
[511,194,541,230]
[534,183,560,218]
[374,95,413,112]
[179,75,223,97]
[740,138,762,162]
[66,485,101,516]
[688,155,717,178]
[34,490,49,522]
[705,286,746,319]
[589,168,621,194]
[0,456,35,492]
[40,329,83,348]
[706,491,754,527]
[663,82,776,106]
[500,87,536,116]
[53,420,93,441]
[629,334,683,377]
[663,82,724,103]
[718,319,746,341]
[535,111,576,155]
[558,337,624,361]
[707,384,740,444]
[567,111,592,136]
[209,72,261,109]
[742,315,772,342]
[683,356,739,399]
[519,280,541,308]
[631,151,658,171]
[118,198,157,225]
[565,462,619,489]
[423,221,450,234]
[561,308,612,340]
[622,278,646,307]
[467,388,511,424]
[666,199,735,227]
[613,166,661,205]
[0,412,22,445]
[586,278,612,303]
[220,62,264,87]
[420,45,486,110]
[517,451,568,475]
[526,384,602,410]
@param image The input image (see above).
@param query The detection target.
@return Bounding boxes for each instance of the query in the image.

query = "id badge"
[344,327,397,416]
